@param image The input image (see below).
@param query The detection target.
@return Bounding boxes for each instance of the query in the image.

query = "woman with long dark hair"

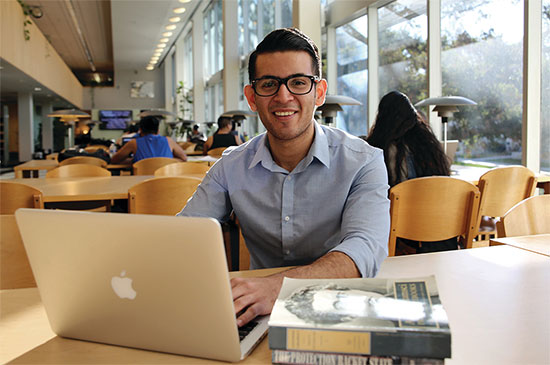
[366,91,450,186]
[366,91,454,254]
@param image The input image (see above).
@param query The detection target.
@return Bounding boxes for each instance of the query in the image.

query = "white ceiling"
[0,0,201,107]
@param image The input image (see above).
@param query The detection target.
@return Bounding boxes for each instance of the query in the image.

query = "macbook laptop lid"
[15,208,268,362]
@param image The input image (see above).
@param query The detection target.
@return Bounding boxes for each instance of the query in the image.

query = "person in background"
[365,90,453,254]
[116,123,139,146]
[178,28,390,327]
[111,115,187,163]
[187,124,205,143]
[203,116,242,155]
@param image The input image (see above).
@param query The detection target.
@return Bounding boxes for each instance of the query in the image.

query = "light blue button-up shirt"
[178,123,390,277]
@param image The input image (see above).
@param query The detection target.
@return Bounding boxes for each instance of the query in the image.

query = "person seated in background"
[116,123,139,146]
[365,90,453,254]
[187,124,205,143]
[203,116,242,155]
[111,115,187,163]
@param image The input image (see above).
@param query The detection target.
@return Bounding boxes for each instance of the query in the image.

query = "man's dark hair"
[139,116,160,134]
[248,27,321,82]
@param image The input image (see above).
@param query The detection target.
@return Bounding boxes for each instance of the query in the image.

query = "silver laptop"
[15,208,268,362]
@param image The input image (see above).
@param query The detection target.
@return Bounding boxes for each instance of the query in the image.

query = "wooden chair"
[388,176,481,256]
[0,181,44,214]
[154,162,210,176]
[496,195,550,237]
[59,156,108,168]
[475,166,537,243]
[1,215,37,289]
[132,157,179,175]
[207,147,227,158]
[46,164,111,178]
[84,145,109,153]
[128,176,202,215]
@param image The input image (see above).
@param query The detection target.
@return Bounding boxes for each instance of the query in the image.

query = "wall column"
[42,102,53,153]
[427,0,442,139]
[223,0,240,112]
[17,92,34,161]
[292,0,322,52]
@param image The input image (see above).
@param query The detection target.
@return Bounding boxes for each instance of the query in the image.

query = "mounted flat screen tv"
[99,110,132,130]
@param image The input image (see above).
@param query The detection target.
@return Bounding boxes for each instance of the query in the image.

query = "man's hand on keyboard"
[231,275,283,327]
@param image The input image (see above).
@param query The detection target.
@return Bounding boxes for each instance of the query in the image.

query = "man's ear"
[244,85,258,112]
[315,79,328,107]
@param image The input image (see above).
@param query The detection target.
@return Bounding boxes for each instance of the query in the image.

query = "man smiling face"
[244,51,327,144]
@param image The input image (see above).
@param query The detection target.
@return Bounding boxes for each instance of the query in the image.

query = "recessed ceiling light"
[151,57,159,61]
[169,16,181,23]
[154,52,162,57]
[146,66,154,71]
[165,25,177,30]
[160,38,169,43]
[179,0,191,3]
[162,32,173,37]
[173,7,186,14]
[158,43,167,48]
[34,87,42,91]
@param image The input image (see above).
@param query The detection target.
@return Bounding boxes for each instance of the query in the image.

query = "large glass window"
[542,1,550,171]
[204,0,223,125]
[182,32,194,120]
[441,0,523,165]
[335,15,368,136]
[378,0,427,104]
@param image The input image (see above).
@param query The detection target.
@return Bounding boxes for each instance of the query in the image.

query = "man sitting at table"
[177,28,390,327]
[111,116,187,164]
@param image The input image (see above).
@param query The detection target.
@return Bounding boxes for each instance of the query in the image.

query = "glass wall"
[542,0,550,171]
[378,0,427,105]
[182,32,194,120]
[441,0,523,165]
[335,14,368,136]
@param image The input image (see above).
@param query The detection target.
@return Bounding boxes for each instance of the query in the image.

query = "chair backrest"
[477,166,536,218]
[84,145,109,153]
[59,156,108,168]
[207,147,227,158]
[496,195,550,237]
[154,162,210,176]
[1,215,37,289]
[0,181,44,214]
[388,176,481,256]
[128,176,202,215]
[132,157,179,175]
[46,164,111,178]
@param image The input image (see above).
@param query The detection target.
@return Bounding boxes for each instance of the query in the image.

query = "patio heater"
[316,95,362,125]
[48,109,90,148]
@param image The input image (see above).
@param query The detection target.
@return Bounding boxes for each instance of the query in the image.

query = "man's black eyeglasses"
[251,75,320,97]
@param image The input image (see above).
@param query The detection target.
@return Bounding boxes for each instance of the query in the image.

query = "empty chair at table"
[154,162,210,176]
[1,214,36,289]
[0,181,44,214]
[475,166,537,242]
[59,156,108,168]
[388,176,481,256]
[132,157,180,175]
[46,164,111,178]
[496,195,550,237]
[206,147,227,158]
[128,176,202,215]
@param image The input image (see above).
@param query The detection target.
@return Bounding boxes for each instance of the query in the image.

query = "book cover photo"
[268,276,451,359]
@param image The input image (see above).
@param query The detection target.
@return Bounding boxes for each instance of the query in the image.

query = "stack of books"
[268,276,451,365]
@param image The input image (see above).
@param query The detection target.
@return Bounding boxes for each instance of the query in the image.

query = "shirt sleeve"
[176,162,233,222]
[329,150,390,278]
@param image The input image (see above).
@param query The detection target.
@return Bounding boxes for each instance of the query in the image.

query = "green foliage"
[17,0,32,41]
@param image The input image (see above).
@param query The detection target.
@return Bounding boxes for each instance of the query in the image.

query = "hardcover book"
[268,276,451,359]
[272,349,445,365]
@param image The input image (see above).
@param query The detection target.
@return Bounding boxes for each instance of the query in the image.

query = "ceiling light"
[169,17,181,23]
[173,7,186,14]
[154,52,162,57]
[179,0,191,3]
[160,38,169,43]
[151,57,159,61]
[34,87,42,91]
[146,66,154,71]
[158,43,167,48]
[162,32,173,37]
[165,25,177,30]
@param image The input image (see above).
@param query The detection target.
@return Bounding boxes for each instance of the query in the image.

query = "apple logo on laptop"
[111,270,137,299]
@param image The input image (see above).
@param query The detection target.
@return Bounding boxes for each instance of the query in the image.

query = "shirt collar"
[248,122,331,171]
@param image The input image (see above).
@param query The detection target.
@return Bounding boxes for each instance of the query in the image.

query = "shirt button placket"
[281,174,294,258]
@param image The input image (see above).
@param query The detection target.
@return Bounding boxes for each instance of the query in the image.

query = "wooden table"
[9,175,205,203]
[13,160,132,178]
[2,246,549,364]
[490,234,550,257]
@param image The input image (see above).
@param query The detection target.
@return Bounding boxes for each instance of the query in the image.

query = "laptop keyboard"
[238,320,258,341]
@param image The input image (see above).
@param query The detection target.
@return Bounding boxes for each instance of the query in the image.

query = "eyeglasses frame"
[251,74,321,97]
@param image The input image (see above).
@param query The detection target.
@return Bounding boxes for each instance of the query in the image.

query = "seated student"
[187,124,205,143]
[203,116,242,155]
[116,123,139,146]
[111,116,187,163]
[178,28,390,327]
[365,90,454,254]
